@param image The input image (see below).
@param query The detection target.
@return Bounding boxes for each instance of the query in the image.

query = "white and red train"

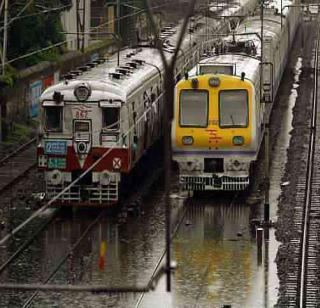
[37,0,257,206]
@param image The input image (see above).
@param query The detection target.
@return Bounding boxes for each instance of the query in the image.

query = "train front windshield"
[45,106,62,132]
[219,90,248,128]
[179,90,208,127]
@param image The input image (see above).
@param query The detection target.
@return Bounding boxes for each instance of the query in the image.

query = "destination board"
[44,140,67,155]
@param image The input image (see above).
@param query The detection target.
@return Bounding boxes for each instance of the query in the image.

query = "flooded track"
[0,181,274,308]
[0,138,37,194]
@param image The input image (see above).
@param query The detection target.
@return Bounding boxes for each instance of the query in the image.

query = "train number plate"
[44,140,67,155]
[48,157,66,169]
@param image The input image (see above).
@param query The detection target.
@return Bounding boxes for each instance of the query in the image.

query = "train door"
[73,119,92,158]
[262,37,274,104]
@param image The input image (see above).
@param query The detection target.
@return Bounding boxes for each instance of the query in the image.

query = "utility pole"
[116,0,120,66]
[2,0,8,75]
[82,0,86,53]
[76,0,86,52]
[261,0,270,227]
[117,0,120,36]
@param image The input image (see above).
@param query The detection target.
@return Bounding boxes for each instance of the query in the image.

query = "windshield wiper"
[230,115,235,125]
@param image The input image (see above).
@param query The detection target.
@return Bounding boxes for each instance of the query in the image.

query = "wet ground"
[275,18,317,307]
[0,13,316,308]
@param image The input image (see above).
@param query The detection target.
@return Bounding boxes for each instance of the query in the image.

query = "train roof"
[186,0,296,84]
[209,0,256,15]
[41,0,257,103]
[41,18,211,102]
[190,54,260,82]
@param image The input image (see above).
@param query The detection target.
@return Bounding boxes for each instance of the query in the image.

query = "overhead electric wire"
[91,3,168,31]
[0,4,72,28]
[0,0,34,32]
[1,2,169,67]
[6,39,72,64]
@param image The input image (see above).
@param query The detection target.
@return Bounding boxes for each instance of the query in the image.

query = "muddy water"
[140,201,267,308]
[263,55,303,307]
[269,57,302,220]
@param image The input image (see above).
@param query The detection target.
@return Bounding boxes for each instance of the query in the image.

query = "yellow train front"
[171,60,261,191]
[172,0,300,192]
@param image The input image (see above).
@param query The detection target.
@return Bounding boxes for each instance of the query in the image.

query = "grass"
[1,122,36,146]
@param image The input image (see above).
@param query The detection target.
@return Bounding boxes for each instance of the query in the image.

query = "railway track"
[298,17,320,307]
[0,137,37,194]
[0,159,164,307]
[282,17,320,307]
[134,192,241,308]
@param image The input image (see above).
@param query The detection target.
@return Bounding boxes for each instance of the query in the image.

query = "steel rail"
[298,17,320,308]
[0,137,37,195]
[21,209,106,307]
[0,137,36,166]
[0,208,59,275]
[134,198,191,308]
[0,161,167,298]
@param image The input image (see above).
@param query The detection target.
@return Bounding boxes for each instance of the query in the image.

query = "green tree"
[3,0,71,69]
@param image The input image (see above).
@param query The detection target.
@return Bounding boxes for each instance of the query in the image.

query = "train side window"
[102,107,120,130]
[219,90,248,128]
[45,107,62,132]
[179,89,208,127]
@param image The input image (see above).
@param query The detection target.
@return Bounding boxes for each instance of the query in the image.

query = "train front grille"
[204,158,224,173]
[180,175,249,191]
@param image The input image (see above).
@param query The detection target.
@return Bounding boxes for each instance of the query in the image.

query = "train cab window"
[219,90,248,128]
[179,90,208,127]
[45,107,62,132]
[75,121,90,132]
[102,107,120,130]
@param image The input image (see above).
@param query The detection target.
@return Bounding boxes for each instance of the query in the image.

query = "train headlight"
[49,170,63,185]
[182,136,194,145]
[208,77,220,87]
[100,171,111,186]
[191,78,199,89]
[233,136,244,146]
[74,83,91,101]
[226,160,247,171]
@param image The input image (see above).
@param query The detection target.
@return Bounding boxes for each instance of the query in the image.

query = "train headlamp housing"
[100,171,111,186]
[191,78,199,89]
[182,136,194,145]
[208,77,220,87]
[49,170,63,185]
[233,136,244,146]
[77,142,87,153]
[74,83,91,101]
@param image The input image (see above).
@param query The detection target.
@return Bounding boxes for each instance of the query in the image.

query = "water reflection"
[266,55,302,307]
[269,56,302,220]
[141,202,266,308]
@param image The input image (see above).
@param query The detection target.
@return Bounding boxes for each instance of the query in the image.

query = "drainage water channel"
[266,55,302,308]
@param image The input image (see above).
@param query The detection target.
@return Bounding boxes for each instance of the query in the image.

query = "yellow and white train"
[172,0,300,191]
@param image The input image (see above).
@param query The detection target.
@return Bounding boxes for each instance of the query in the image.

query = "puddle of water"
[140,203,268,308]
[269,57,302,220]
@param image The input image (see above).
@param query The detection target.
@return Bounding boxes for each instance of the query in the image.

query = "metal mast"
[2,0,8,75]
